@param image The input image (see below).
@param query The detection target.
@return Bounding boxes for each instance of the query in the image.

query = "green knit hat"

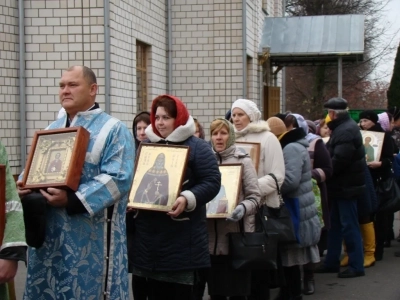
[210,118,236,149]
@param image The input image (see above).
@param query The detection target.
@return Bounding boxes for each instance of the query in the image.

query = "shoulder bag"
[228,203,278,270]
[257,173,297,244]
[377,175,400,213]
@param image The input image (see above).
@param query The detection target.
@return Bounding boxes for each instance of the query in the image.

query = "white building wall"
[0,0,20,173]
[23,0,106,157]
[170,0,267,133]
[110,0,168,124]
[0,0,282,173]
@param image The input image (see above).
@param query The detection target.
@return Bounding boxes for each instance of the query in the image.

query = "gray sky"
[377,0,400,81]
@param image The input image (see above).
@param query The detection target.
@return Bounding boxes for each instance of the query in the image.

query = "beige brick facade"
[1,0,282,174]
[0,0,20,170]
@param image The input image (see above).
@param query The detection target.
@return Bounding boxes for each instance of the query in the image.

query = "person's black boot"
[274,288,290,300]
[302,269,315,295]
[303,278,315,295]
[375,246,384,261]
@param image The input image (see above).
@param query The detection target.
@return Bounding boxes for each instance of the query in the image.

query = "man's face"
[328,110,335,121]
[59,67,97,117]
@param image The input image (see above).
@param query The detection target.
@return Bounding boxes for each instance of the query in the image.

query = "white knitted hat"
[231,99,261,122]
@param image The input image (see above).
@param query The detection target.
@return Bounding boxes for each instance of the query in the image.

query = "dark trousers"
[207,255,251,299]
[386,212,395,241]
[248,270,270,300]
[194,269,207,300]
[147,278,194,300]
[278,265,302,299]
[324,199,364,272]
[132,275,149,300]
[374,210,388,259]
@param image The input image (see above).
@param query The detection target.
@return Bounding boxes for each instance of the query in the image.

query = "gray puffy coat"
[280,128,321,247]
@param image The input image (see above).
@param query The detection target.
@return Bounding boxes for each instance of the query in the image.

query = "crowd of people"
[1,65,400,300]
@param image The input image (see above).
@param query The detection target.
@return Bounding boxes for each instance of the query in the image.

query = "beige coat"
[208,146,261,255]
[235,121,285,208]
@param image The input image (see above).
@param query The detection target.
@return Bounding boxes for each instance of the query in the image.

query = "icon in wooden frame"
[128,143,190,212]
[360,130,385,162]
[22,127,90,191]
[207,164,243,219]
[235,142,261,172]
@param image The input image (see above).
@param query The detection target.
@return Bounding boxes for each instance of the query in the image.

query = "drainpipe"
[167,0,172,94]
[259,64,263,112]
[242,0,247,98]
[338,56,343,98]
[242,0,247,99]
[281,0,286,112]
[104,0,110,114]
[19,0,26,168]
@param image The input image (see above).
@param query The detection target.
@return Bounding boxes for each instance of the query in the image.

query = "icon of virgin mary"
[134,153,169,205]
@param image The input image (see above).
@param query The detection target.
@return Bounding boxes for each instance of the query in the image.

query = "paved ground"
[14,216,400,299]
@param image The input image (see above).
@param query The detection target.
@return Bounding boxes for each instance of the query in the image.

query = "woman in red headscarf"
[130,95,221,300]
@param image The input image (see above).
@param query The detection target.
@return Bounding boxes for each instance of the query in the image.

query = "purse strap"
[268,173,284,204]
[244,198,270,237]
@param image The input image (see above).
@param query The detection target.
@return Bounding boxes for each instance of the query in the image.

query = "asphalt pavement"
[14,216,400,299]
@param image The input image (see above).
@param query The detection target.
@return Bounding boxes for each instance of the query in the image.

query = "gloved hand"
[226,205,245,222]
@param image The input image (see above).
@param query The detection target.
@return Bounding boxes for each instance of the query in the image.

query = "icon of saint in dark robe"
[134,153,169,205]
[207,185,228,214]
[47,152,62,173]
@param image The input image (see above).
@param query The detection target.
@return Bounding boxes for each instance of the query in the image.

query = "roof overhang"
[259,15,365,66]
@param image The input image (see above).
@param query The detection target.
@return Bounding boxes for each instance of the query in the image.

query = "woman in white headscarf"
[231,99,285,299]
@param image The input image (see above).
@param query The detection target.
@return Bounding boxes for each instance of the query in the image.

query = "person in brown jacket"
[202,118,261,300]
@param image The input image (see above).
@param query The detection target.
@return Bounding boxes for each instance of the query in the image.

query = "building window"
[136,41,148,112]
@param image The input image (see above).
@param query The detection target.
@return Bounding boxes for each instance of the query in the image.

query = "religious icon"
[207,185,229,214]
[360,130,384,162]
[128,144,189,212]
[234,142,261,172]
[207,164,243,219]
[22,127,89,191]
[46,152,63,173]
[134,153,169,206]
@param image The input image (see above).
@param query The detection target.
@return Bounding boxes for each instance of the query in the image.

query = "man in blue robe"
[18,66,134,300]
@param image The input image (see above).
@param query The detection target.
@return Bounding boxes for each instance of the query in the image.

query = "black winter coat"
[131,136,221,272]
[326,114,365,200]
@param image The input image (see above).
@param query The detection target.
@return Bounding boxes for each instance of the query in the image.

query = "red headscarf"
[150,94,190,137]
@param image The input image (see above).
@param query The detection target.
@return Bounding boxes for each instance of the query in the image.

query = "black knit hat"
[359,110,378,124]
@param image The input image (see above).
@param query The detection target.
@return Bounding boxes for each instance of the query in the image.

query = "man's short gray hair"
[67,66,97,85]
[329,109,348,118]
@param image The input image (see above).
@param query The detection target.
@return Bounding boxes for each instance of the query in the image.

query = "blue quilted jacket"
[131,120,221,271]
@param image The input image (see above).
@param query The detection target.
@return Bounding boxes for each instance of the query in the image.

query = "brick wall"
[170,0,248,134]
[23,0,106,156]
[1,0,282,172]
[111,0,168,124]
[0,0,20,173]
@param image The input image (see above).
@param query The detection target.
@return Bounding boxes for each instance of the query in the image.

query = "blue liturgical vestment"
[22,109,134,300]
